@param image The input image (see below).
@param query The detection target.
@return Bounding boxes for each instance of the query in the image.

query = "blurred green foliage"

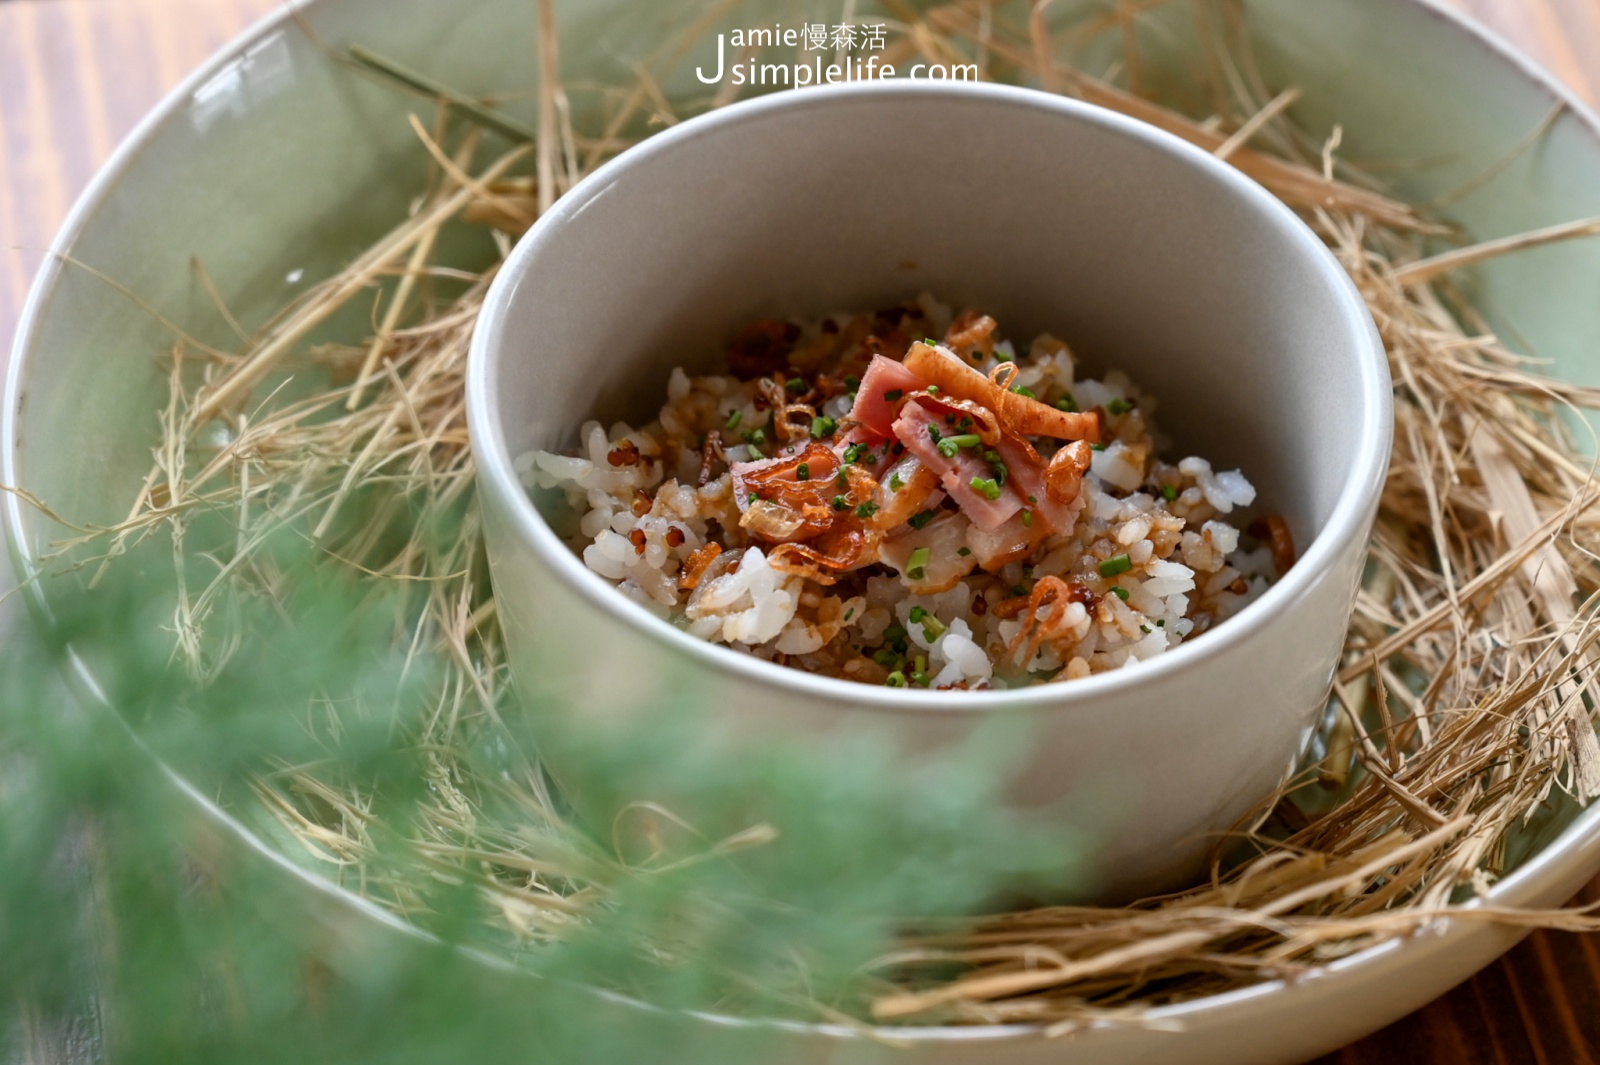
[0,534,1079,1063]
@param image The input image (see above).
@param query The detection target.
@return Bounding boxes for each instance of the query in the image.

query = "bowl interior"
[479,83,1383,580]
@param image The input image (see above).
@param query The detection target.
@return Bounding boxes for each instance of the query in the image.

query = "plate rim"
[4,0,1598,1047]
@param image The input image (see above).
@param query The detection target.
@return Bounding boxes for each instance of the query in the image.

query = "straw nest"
[32,0,1600,1032]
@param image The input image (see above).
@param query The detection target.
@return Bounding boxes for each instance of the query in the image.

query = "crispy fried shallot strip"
[678,542,723,591]
[903,342,1100,442]
[1007,576,1091,666]
[1045,440,1094,505]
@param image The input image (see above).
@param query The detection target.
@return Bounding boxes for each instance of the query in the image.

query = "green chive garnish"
[1021,509,1033,527]
[1161,484,1179,502]
[969,477,1002,501]
[855,501,880,519]
[957,547,971,557]
[831,495,850,511]
[842,442,867,464]
[883,389,904,402]
[743,428,766,446]
[724,410,743,431]
[810,416,837,440]
[907,510,936,530]
[889,472,904,492]
[1108,397,1133,415]
[796,462,810,481]
[1011,385,1036,399]
[1099,554,1132,578]
[1055,394,1078,413]
[1110,585,1130,601]
[926,384,941,394]
[1090,442,1106,452]
[786,377,807,394]
[747,491,759,504]
[905,547,931,580]
[885,671,907,688]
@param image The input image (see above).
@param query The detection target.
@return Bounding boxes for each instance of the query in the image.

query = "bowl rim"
[4,0,1598,1048]
[466,76,1394,714]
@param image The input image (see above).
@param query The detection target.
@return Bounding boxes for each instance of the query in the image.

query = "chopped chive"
[836,469,849,487]
[885,671,907,688]
[908,606,926,624]
[969,476,1002,501]
[921,337,937,346]
[1055,394,1079,413]
[883,389,904,402]
[920,615,946,641]
[927,425,943,443]
[855,501,880,519]
[1027,494,1037,504]
[786,376,807,394]
[1090,442,1106,452]
[1099,554,1133,578]
[990,461,1009,488]
[883,623,909,652]
[1011,385,1036,399]
[872,647,901,669]
[889,472,905,492]
[937,438,959,458]
[947,433,982,451]
[915,654,928,674]
[742,428,766,446]
[1110,585,1130,601]
[810,415,837,440]
[1140,625,1151,634]
[845,375,860,391]
[1021,509,1033,527]
[1011,585,1029,597]
[724,410,743,431]
[911,671,931,688]
[907,510,937,530]
[831,495,850,511]
[747,491,759,504]
[993,351,1012,363]
[927,384,941,394]
[1107,397,1133,415]
[842,442,868,464]
[1161,484,1179,502]
[905,547,931,580]
[796,462,810,481]
[1156,619,1165,627]
[945,414,956,426]
[957,547,971,557]
[843,607,855,621]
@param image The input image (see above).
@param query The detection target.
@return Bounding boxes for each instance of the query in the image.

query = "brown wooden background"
[2,0,1598,1061]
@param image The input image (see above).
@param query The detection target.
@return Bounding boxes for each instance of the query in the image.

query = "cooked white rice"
[520,295,1280,691]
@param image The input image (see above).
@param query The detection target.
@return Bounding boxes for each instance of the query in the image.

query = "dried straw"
[31,0,1600,1030]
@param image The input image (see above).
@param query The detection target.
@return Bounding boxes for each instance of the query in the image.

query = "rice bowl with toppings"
[523,295,1292,691]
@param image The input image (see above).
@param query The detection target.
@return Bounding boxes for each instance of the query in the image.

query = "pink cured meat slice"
[848,355,926,438]
[891,403,1022,531]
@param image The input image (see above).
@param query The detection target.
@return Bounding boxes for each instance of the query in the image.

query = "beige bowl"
[467,80,1391,901]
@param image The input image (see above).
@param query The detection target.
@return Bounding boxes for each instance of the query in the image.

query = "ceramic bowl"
[7,0,1600,1060]
[466,79,1391,901]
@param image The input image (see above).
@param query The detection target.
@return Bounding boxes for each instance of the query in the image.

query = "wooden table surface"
[2,1,1599,1061]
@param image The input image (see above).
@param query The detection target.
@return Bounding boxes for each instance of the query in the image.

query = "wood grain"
[0,0,1597,1061]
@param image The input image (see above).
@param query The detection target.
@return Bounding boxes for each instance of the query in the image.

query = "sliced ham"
[847,355,925,437]
[892,402,1021,531]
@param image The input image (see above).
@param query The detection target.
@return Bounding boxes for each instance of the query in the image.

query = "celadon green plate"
[6,1,1600,1061]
